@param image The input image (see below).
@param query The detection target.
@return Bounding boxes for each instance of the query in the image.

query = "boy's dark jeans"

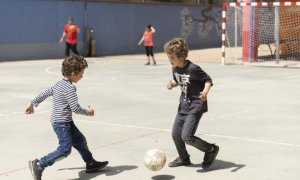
[172,113,211,162]
[65,42,79,57]
[39,121,94,168]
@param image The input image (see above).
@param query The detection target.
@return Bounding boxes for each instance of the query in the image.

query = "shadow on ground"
[58,165,138,180]
[152,175,175,180]
[189,159,245,173]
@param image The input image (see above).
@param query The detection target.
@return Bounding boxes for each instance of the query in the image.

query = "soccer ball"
[144,149,166,171]
[69,25,76,32]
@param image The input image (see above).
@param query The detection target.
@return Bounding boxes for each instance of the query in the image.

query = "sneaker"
[202,144,219,169]
[28,159,44,180]
[144,62,150,65]
[153,61,157,65]
[168,157,191,167]
[86,160,109,173]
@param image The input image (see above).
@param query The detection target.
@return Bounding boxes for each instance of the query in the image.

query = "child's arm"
[199,82,212,101]
[65,88,93,116]
[193,66,213,101]
[25,87,53,114]
[138,36,144,45]
[167,70,178,90]
[151,27,156,33]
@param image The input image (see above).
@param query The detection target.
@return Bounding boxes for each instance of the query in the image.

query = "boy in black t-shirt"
[164,38,219,169]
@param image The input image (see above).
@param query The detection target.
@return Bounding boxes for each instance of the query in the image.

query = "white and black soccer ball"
[144,149,166,171]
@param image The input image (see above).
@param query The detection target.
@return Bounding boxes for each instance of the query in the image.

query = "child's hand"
[87,106,94,116]
[25,103,34,114]
[199,91,208,101]
[167,80,177,90]
[166,80,173,90]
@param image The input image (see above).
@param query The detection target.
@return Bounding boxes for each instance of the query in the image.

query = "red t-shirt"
[64,24,79,44]
[143,30,154,46]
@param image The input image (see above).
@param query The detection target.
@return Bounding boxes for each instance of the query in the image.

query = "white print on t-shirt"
[174,73,190,101]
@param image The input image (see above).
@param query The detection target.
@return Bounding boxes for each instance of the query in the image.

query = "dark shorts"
[145,46,154,56]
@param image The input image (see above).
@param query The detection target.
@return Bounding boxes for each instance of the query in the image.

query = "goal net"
[222,2,300,67]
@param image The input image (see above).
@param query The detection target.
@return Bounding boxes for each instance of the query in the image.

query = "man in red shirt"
[60,17,80,57]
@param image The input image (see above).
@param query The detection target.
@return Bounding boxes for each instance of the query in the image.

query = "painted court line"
[282,75,300,80]
[76,119,170,132]
[203,134,300,148]
[208,109,254,121]
[0,110,49,119]
[77,119,300,148]
[45,65,60,75]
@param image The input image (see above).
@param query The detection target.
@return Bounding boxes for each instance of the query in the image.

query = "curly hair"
[61,55,88,76]
[164,38,189,60]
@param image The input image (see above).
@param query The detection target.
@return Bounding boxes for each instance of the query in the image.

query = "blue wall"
[0,0,221,61]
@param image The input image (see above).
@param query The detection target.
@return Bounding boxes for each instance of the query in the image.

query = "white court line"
[77,119,300,148]
[202,134,300,148]
[76,119,170,132]
[45,65,60,75]
[282,75,300,80]
[0,110,50,118]
[208,109,254,121]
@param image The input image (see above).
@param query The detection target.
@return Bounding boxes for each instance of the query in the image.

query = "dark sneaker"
[202,144,219,169]
[153,61,157,65]
[86,160,109,173]
[168,157,191,167]
[29,159,44,180]
[144,62,150,65]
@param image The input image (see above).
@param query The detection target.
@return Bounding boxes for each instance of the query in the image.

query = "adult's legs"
[65,42,71,57]
[70,43,79,55]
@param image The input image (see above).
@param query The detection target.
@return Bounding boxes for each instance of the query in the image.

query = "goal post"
[222,2,300,66]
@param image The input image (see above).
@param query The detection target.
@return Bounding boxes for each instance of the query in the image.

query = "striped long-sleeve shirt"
[32,79,88,123]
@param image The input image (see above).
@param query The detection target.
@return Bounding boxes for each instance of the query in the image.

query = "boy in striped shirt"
[25,55,108,180]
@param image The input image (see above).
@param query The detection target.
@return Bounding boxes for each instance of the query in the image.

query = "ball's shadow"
[152,175,175,180]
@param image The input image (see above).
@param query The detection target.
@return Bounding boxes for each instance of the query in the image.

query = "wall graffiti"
[181,5,222,39]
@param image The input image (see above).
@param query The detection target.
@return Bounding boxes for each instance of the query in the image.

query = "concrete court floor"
[0,54,300,180]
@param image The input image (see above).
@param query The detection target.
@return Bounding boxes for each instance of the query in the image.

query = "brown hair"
[164,38,189,60]
[61,55,88,76]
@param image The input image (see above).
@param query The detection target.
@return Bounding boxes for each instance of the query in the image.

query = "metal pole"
[234,6,238,63]
[274,6,280,64]
[84,0,88,56]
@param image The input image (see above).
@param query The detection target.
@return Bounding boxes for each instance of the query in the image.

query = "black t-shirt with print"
[172,60,213,115]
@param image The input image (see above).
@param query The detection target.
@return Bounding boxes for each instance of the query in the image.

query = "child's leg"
[149,46,156,64]
[181,113,212,152]
[39,123,72,168]
[144,46,150,65]
[70,122,109,173]
[171,113,190,162]
[70,122,94,164]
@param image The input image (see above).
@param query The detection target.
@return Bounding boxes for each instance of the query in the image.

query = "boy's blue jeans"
[39,121,94,168]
